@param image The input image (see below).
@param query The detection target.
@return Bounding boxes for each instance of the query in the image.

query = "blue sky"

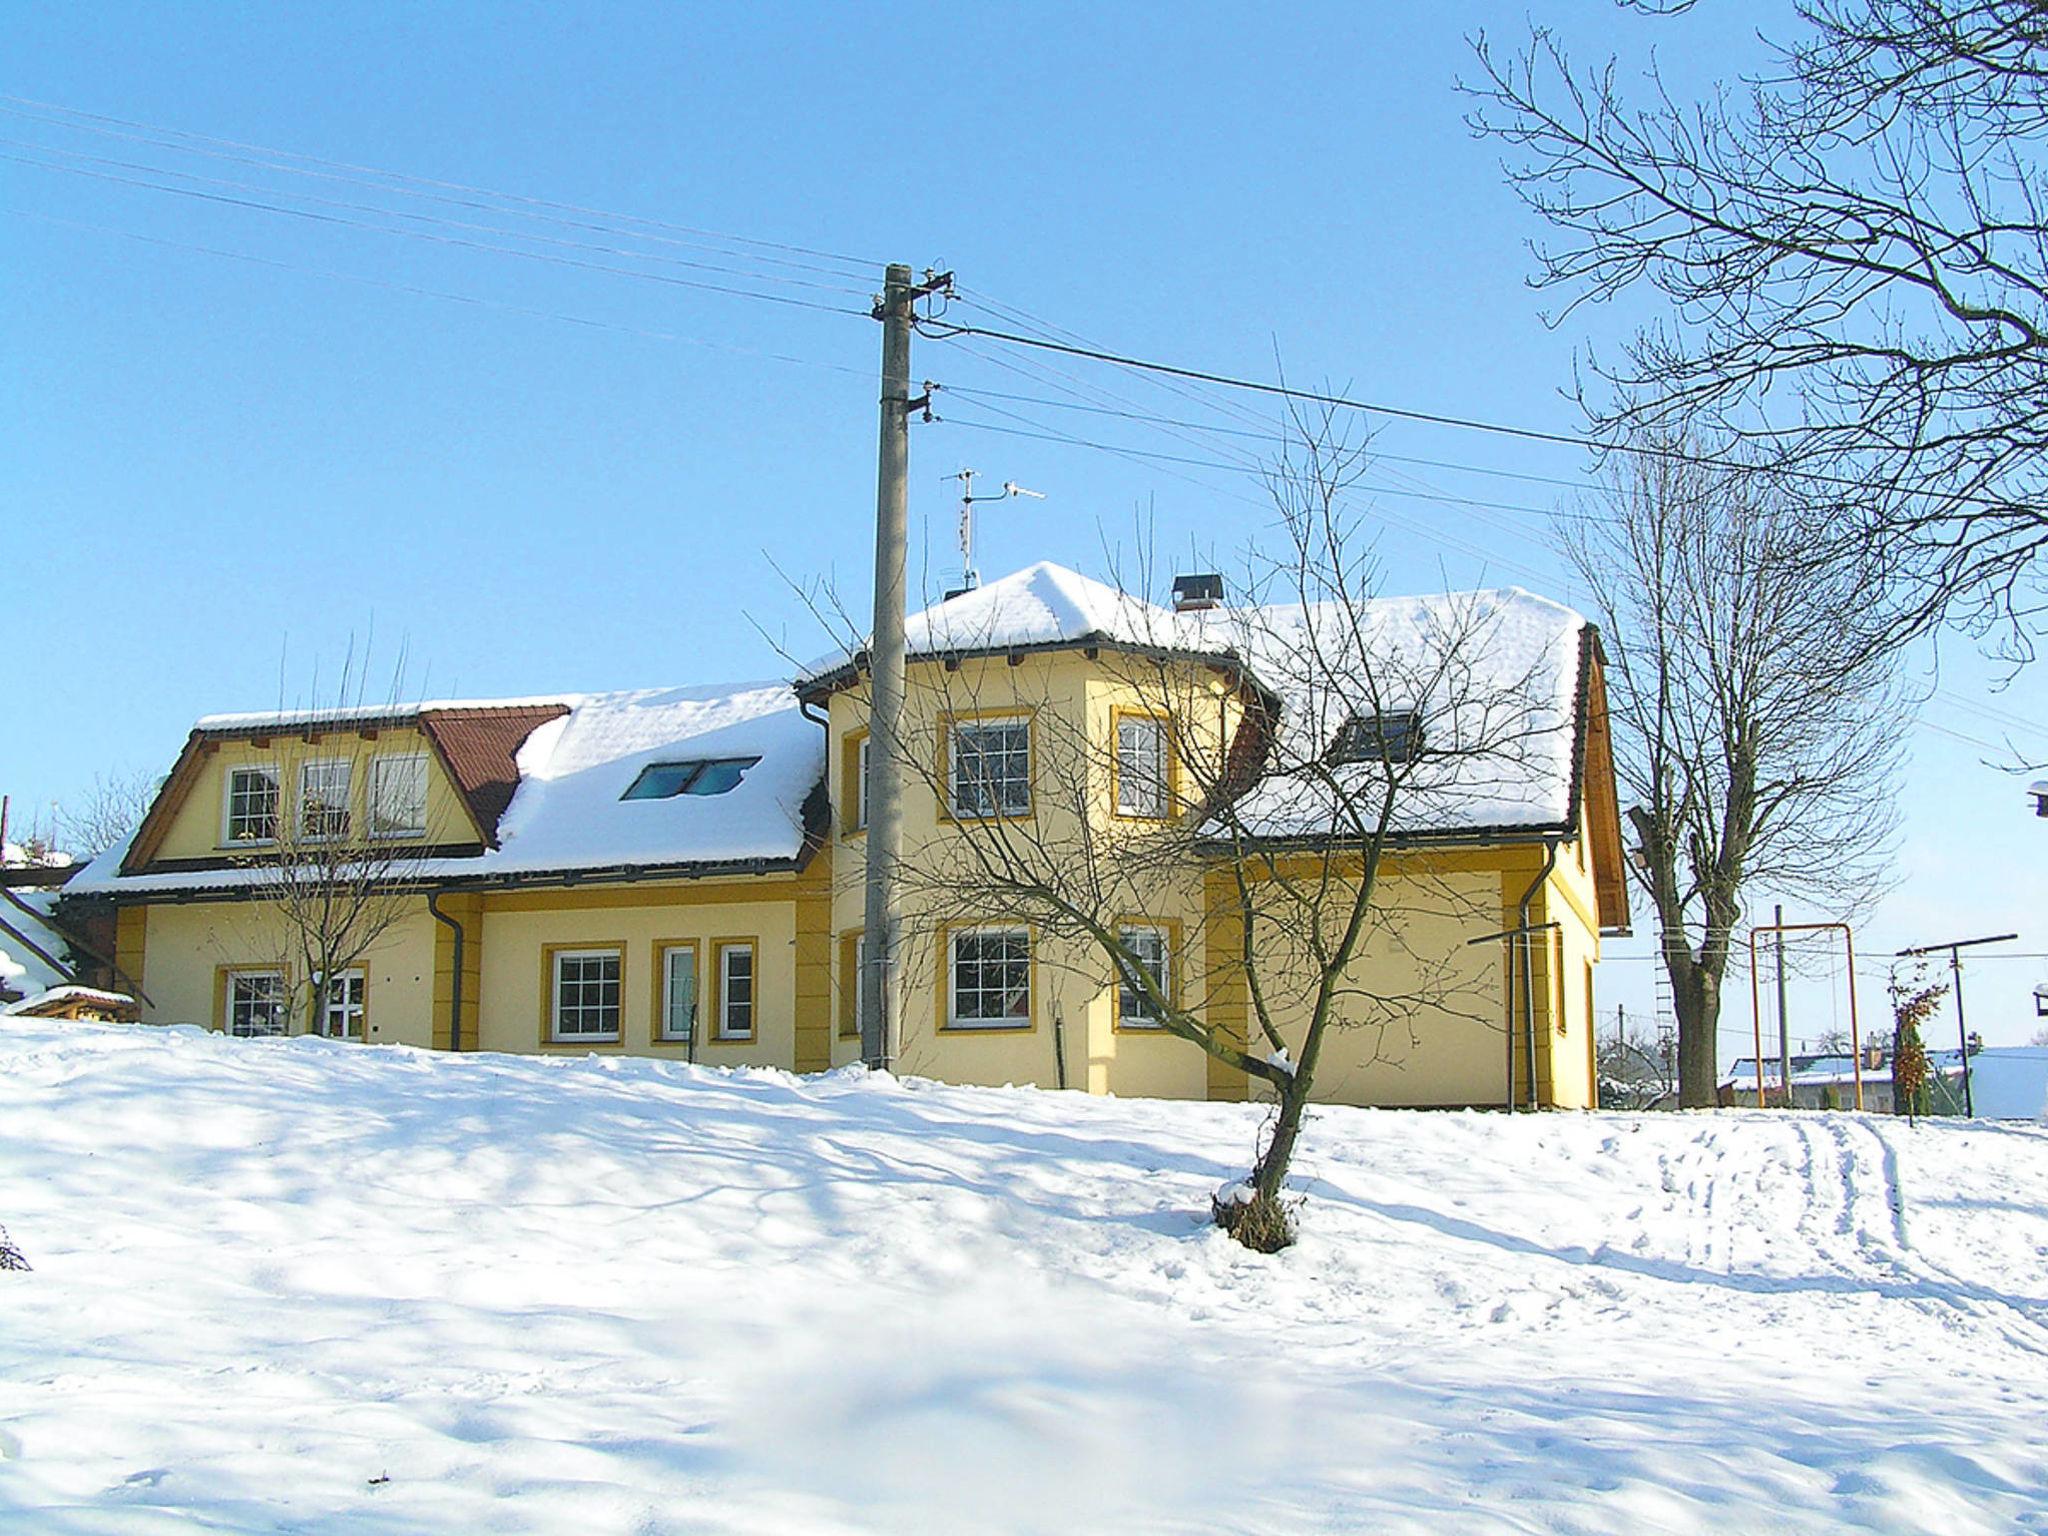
[7,2,2044,1048]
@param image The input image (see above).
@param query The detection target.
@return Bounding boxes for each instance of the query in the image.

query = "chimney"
[1172,573,1224,613]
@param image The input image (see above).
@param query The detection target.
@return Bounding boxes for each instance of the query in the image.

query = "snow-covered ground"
[2,1023,2045,1534]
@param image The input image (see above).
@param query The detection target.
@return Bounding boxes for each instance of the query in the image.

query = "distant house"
[1723,1047,2046,1119]
[62,562,1631,1108]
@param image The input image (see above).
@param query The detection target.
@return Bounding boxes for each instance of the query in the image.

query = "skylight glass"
[621,757,761,801]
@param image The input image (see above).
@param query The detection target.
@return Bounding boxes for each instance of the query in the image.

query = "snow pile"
[2,1023,2044,1534]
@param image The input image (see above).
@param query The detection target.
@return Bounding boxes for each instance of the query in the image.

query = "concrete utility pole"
[859,264,948,1072]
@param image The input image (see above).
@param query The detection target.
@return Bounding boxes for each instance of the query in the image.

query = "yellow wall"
[471,877,811,1068]
[133,897,440,1046]
[152,726,477,861]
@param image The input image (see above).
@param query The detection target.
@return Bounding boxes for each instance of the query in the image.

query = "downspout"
[1516,840,1562,1111]
[426,890,466,1053]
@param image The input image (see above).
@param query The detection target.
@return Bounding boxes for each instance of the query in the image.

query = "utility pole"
[860,263,948,1072]
[1775,903,1791,1104]
[1898,932,2018,1118]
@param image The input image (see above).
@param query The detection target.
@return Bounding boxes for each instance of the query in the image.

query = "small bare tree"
[235,654,439,1039]
[52,770,160,860]
[1565,441,1906,1107]
[1598,1008,1672,1109]
[839,414,1574,1249]
[1468,2,2048,643]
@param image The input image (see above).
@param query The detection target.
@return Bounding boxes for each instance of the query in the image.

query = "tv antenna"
[950,468,1044,592]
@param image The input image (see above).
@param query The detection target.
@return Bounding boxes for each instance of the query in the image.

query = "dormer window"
[224,765,280,844]
[1330,710,1424,765]
[621,757,761,801]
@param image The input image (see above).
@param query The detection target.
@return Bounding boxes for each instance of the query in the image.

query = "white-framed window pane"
[662,946,698,1041]
[950,719,1030,818]
[950,929,1030,1027]
[321,969,366,1038]
[855,736,871,830]
[1117,926,1169,1026]
[226,766,279,843]
[720,945,754,1039]
[369,755,428,837]
[1116,717,1168,817]
[553,950,621,1040]
[300,760,352,840]
[227,970,287,1037]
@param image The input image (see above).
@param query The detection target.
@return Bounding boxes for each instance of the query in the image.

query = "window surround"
[1109,708,1177,821]
[938,708,1036,822]
[368,753,430,840]
[838,928,865,1039]
[710,937,758,1043]
[318,968,368,1039]
[298,758,354,842]
[652,940,700,1046]
[218,965,289,1038]
[221,764,281,847]
[937,922,1036,1033]
[540,943,626,1047]
[841,730,870,836]
[1329,709,1425,766]
[1112,918,1178,1032]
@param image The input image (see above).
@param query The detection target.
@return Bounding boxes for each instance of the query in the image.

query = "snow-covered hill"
[1,1022,2044,1534]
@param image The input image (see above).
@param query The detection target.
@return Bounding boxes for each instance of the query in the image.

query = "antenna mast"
[951,468,1045,592]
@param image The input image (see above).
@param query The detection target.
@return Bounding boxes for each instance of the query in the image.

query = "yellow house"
[67,562,1628,1109]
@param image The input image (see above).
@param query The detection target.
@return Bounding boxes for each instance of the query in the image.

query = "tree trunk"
[1251,1073,1311,1201]
[1667,944,1722,1108]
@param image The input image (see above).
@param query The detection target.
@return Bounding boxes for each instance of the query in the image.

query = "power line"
[0,94,884,277]
[3,151,867,318]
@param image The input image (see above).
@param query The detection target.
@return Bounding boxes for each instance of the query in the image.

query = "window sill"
[940,1020,1035,1034]
[707,1034,757,1046]
[546,1035,622,1048]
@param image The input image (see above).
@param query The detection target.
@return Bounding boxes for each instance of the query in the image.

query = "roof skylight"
[621,758,762,801]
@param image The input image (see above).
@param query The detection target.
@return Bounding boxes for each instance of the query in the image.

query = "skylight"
[621,758,761,801]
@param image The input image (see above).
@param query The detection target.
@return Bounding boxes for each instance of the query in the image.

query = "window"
[716,942,755,1040]
[839,931,866,1038]
[299,760,353,840]
[551,948,622,1041]
[225,969,287,1036]
[948,927,1031,1029]
[1330,710,1424,765]
[621,758,761,800]
[1114,715,1169,817]
[948,717,1031,818]
[853,736,871,830]
[369,754,428,838]
[659,943,699,1043]
[1116,925,1170,1027]
[225,766,279,844]
[320,970,366,1039]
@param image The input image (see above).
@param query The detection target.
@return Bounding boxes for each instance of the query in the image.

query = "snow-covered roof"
[0,889,75,997]
[797,562,1227,687]
[196,695,578,732]
[803,562,1592,841]
[67,682,825,896]
[1,984,135,1017]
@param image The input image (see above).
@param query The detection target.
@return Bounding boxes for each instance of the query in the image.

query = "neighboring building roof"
[1,984,137,1019]
[70,682,826,898]
[0,888,76,999]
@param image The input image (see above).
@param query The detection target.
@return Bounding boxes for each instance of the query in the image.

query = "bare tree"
[1565,442,1905,1107]
[1598,1008,1672,1108]
[1467,2,2048,643]
[234,655,439,1039]
[842,415,1573,1249]
[52,770,160,860]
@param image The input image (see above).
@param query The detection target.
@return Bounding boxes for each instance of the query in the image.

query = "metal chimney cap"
[1172,573,1224,611]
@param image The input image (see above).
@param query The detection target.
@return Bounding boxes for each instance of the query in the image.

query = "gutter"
[1515,839,1562,1111]
[425,891,467,1053]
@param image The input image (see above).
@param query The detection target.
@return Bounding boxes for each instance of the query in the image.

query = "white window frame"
[659,942,699,1043]
[368,753,429,839]
[1116,924,1171,1028]
[551,948,622,1042]
[854,735,871,830]
[319,969,366,1039]
[717,943,755,1041]
[222,765,280,846]
[947,926,1031,1030]
[225,968,288,1037]
[1114,715,1169,818]
[948,716,1032,819]
[298,759,354,842]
